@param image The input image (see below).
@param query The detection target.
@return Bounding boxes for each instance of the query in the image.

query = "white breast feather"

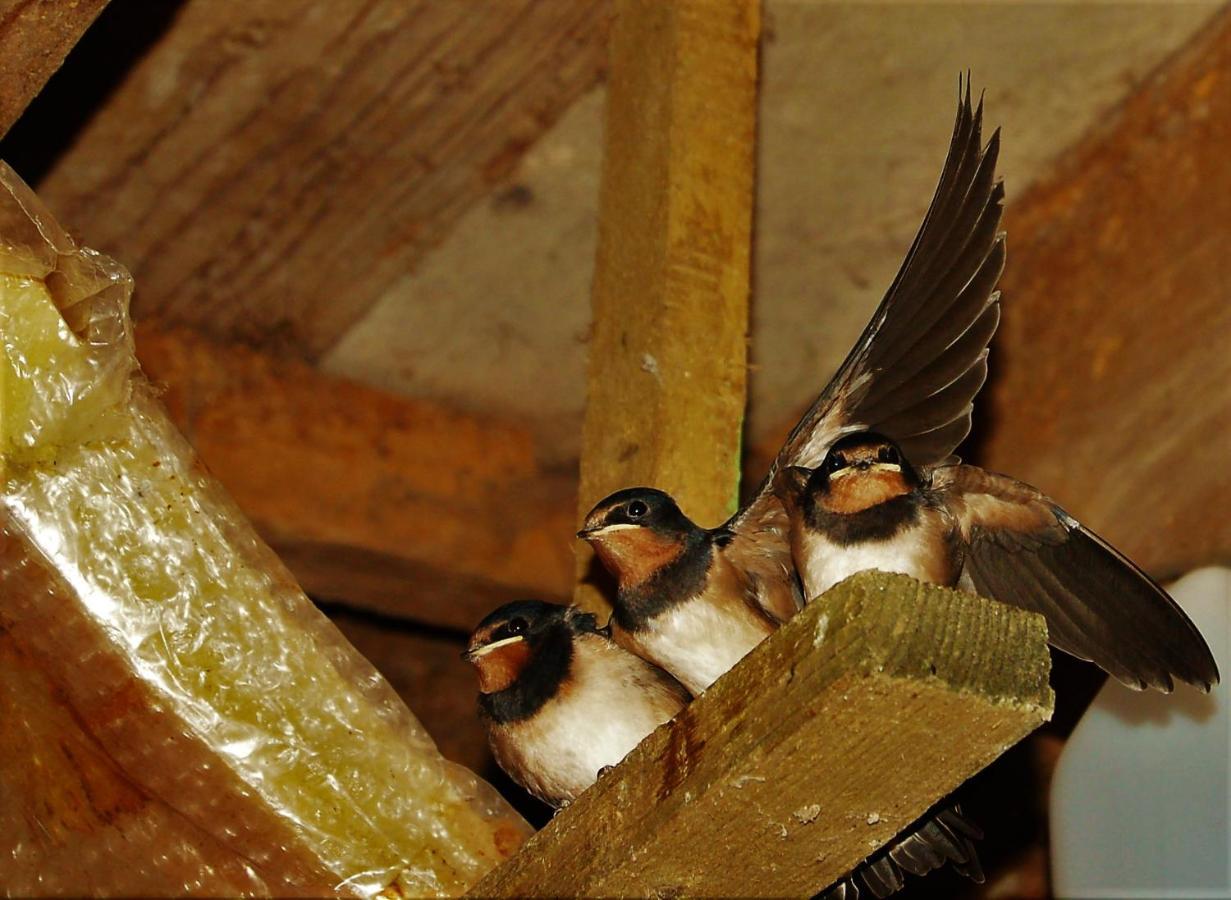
[634,599,769,695]
[797,518,945,602]
[495,637,682,805]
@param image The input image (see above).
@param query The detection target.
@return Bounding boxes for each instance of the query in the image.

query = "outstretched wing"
[933,465,1219,692]
[727,79,1005,612]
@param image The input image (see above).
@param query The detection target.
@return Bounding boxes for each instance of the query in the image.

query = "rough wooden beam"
[0,0,109,139]
[575,0,759,610]
[26,0,608,356]
[982,10,1231,578]
[474,571,1053,898]
[136,324,575,630]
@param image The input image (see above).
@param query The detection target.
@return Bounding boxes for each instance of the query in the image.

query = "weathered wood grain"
[575,0,759,611]
[30,0,608,356]
[0,0,109,139]
[473,571,1053,898]
[137,324,575,631]
[981,10,1231,578]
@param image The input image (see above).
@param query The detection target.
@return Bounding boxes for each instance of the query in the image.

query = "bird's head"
[776,432,918,516]
[577,488,699,588]
[463,600,600,695]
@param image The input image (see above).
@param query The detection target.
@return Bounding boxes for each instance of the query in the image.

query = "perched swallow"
[463,600,688,809]
[580,81,1005,694]
[775,431,1220,692]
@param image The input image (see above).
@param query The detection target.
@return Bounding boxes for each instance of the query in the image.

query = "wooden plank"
[575,0,759,610]
[136,324,575,630]
[473,571,1053,898]
[0,0,109,138]
[981,10,1231,579]
[27,0,608,356]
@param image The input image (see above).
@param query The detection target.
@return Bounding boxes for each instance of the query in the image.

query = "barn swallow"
[463,600,688,809]
[775,431,1219,692]
[580,80,1005,695]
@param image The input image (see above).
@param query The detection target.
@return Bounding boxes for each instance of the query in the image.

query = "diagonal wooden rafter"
[0,0,110,138]
[137,324,576,632]
[752,10,1231,581]
[27,0,610,358]
[981,7,1231,578]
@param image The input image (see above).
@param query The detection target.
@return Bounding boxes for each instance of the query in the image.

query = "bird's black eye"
[824,453,847,474]
[507,617,527,636]
[877,445,900,464]
[627,500,648,518]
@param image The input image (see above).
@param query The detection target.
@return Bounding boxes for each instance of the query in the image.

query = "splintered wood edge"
[472,572,1053,898]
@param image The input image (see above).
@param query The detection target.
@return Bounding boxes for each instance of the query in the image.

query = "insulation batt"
[0,162,529,897]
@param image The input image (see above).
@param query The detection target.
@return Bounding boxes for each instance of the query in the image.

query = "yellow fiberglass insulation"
[0,162,529,897]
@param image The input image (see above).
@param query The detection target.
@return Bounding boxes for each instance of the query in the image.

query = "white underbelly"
[797,529,939,602]
[628,600,769,695]
[496,660,678,804]
[519,707,662,801]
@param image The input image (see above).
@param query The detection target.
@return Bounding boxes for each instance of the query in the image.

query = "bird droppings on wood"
[794,804,823,825]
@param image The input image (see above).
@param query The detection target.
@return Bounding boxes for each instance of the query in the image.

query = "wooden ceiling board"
[23,0,609,356]
[326,2,1224,465]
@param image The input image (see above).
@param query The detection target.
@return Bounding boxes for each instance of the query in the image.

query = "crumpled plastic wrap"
[0,162,529,897]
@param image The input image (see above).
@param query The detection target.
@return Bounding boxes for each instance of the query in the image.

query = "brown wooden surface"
[138,324,575,632]
[473,571,1053,898]
[0,0,109,139]
[980,9,1231,578]
[575,0,759,611]
[29,0,608,357]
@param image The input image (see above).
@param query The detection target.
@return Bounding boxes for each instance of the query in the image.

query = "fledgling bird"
[579,81,1006,694]
[774,431,1219,692]
[463,600,688,809]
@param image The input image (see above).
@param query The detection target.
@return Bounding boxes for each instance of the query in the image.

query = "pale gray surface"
[324,2,1222,464]
[1050,567,1230,898]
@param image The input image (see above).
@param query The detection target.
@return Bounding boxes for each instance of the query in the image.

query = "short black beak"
[460,647,476,662]
[856,459,872,470]
[576,526,597,539]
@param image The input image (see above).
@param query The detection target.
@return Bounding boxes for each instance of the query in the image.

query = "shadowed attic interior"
[1,1,1229,896]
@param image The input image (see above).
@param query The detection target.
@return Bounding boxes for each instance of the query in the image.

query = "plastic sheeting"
[0,162,529,897]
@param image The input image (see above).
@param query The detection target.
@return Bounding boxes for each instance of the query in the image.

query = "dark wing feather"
[731,79,1004,548]
[820,803,983,900]
[933,466,1220,692]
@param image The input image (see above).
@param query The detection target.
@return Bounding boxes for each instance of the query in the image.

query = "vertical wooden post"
[575,0,760,611]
